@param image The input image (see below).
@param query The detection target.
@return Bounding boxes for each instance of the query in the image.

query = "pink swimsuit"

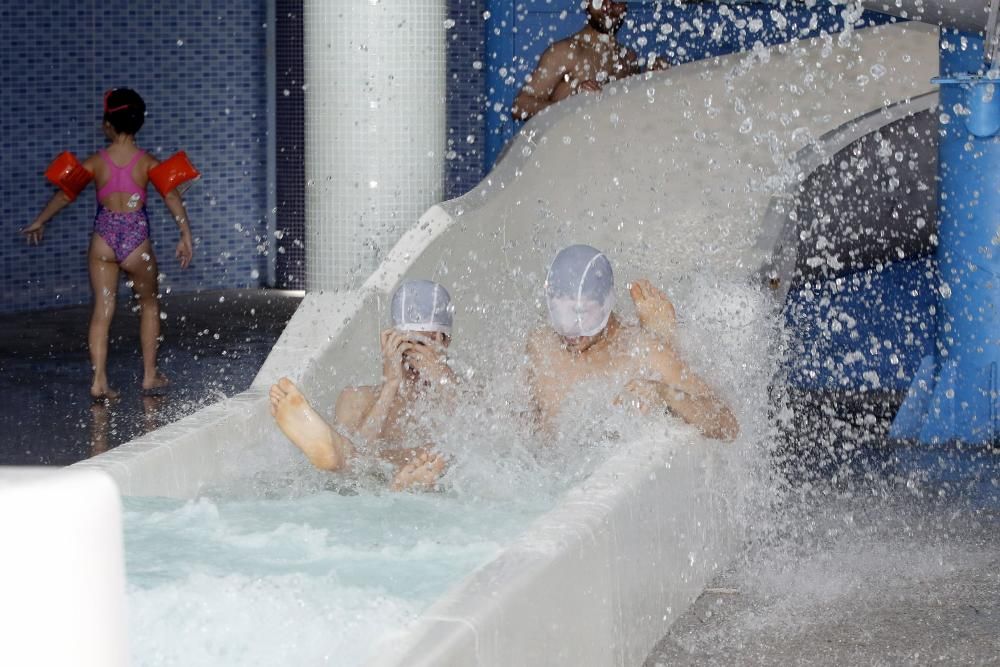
[94,149,150,263]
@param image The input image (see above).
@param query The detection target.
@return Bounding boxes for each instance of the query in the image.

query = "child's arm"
[147,155,194,269]
[643,343,740,442]
[162,190,194,269]
[21,192,72,244]
[21,154,99,244]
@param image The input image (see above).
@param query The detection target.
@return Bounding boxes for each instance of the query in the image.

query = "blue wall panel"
[0,0,269,313]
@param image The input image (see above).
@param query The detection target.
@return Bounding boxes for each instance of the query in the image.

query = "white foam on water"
[124,492,550,667]
[129,572,419,667]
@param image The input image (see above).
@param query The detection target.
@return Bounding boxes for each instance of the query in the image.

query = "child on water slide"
[21,88,199,400]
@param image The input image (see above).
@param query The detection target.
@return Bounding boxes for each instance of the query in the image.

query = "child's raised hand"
[175,234,193,269]
[630,278,676,340]
[20,220,46,245]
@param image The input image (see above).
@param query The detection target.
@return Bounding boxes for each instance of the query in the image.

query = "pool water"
[123,491,551,666]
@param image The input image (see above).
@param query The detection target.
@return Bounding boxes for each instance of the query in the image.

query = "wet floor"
[645,443,1000,666]
[0,289,301,466]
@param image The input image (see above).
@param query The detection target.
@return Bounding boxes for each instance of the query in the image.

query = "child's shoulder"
[81,151,104,171]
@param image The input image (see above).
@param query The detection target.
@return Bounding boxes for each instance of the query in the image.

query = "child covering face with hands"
[270,280,457,491]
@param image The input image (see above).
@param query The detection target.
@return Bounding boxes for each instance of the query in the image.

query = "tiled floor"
[645,443,1000,666]
[0,289,301,466]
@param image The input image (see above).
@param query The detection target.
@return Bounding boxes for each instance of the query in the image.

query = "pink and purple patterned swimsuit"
[94,149,149,263]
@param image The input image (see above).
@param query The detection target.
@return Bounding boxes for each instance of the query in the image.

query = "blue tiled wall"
[0,0,269,313]
[446,0,488,199]
[274,1,306,289]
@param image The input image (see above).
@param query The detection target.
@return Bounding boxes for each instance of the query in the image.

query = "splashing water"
[646,451,1000,665]
[122,264,781,666]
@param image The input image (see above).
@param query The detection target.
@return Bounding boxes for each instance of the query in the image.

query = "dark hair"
[103,88,146,135]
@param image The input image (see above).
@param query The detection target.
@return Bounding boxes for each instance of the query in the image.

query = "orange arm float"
[149,151,201,198]
[45,152,94,201]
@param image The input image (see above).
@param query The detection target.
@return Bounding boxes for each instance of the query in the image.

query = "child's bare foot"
[630,278,677,340]
[269,378,344,470]
[142,371,170,395]
[91,378,120,402]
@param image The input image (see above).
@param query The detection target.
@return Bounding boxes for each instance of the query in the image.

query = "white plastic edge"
[0,468,129,667]
[366,436,736,667]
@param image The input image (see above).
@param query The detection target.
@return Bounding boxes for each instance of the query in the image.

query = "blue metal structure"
[891,31,1000,444]
[784,260,938,394]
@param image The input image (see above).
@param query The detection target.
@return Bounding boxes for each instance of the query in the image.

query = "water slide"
[2,18,943,667]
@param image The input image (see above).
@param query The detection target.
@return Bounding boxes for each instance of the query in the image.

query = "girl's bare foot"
[142,371,170,395]
[269,378,344,470]
[91,378,120,401]
[630,278,677,340]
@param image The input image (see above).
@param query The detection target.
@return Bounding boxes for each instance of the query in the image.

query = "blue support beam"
[891,31,1000,444]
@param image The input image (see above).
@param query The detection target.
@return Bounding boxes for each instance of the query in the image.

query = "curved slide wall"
[64,21,938,665]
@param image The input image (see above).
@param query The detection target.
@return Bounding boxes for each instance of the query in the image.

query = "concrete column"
[303,1,447,290]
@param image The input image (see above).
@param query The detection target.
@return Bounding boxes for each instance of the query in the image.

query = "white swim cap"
[545,245,615,337]
[390,279,453,335]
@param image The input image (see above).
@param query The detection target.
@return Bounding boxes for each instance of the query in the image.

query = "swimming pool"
[124,490,552,666]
